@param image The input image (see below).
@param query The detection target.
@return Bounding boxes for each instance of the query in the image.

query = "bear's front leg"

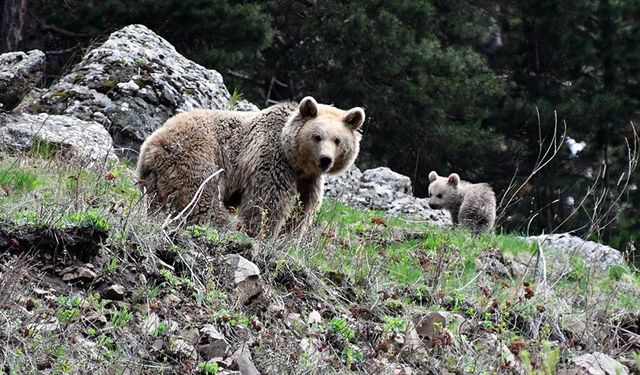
[290,175,324,236]
[238,178,297,238]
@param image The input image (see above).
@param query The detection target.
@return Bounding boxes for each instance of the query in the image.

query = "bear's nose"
[318,156,333,171]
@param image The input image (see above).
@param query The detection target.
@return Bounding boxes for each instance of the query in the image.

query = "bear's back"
[459,183,496,231]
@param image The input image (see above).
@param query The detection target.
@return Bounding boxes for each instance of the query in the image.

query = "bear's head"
[283,96,365,175]
[427,171,461,210]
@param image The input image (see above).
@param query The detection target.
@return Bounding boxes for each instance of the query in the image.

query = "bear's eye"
[334,138,341,146]
[437,194,443,199]
[313,135,322,142]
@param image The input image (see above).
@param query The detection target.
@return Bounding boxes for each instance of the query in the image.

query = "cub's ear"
[447,173,460,186]
[344,107,365,130]
[428,171,439,183]
[299,96,318,118]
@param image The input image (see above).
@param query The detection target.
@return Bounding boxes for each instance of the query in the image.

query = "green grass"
[1,151,639,374]
[0,167,42,193]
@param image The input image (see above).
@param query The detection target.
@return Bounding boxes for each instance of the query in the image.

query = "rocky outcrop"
[16,24,233,155]
[0,112,116,167]
[325,166,451,227]
[234,99,260,112]
[527,233,624,269]
[0,50,45,110]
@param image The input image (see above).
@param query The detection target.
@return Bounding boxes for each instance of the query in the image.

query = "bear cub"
[137,96,365,237]
[428,171,496,233]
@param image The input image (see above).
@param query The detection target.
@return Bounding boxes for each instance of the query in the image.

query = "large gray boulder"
[0,112,116,167]
[0,50,45,110]
[325,166,451,227]
[16,24,232,156]
[526,233,624,269]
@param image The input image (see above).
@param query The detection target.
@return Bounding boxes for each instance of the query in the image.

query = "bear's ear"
[299,96,318,118]
[428,171,438,183]
[344,107,365,130]
[447,173,460,186]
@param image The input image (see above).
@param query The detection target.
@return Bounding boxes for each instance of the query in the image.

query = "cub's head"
[427,171,461,209]
[284,96,365,175]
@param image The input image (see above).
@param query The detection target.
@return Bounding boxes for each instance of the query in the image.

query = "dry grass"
[0,147,638,374]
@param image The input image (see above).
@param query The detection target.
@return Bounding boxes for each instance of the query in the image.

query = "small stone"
[28,319,60,333]
[224,254,264,305]
[143,312,160,335]
[84,310,108,327]
[308,310,322,324]
[33,287,53,296]
[181,328,200,345]
[170,338,196,360]
[201,324,225,341]
[394,366,413,375]
[285,313,302,328]
[102,284,125,300]
[163,294,182,305]
[198,341,229,361]
[61,265,97,282]
[571,352,629,375]
[151,338,164,352]
[413,312,447,340]
[231,346,259,375]
[403,321,424,352]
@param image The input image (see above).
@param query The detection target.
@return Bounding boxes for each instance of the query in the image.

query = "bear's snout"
[318,156,333,171]
[428,200,442,209]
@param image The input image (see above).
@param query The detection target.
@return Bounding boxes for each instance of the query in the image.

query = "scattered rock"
[394,367,413,375]
[0,112,117,167]
[413,312,447,340]
[0,50,45,110]
[151,338,164,352]
[102,284,125,301]
[476,251,512,278]
[60,265,97,282]
[325,166,451,227]
[231,346,260,375]
[299,337,323,366]
[526,234,624,269]
[198,324,229,361]
[74,335,101,362]
[224,254,264,305]
[403,321,424,352]
[169,337,197,360]
[285,313,303,328]
[234,99,260,112]
[181,328,200,345]
[83,310,108,327]
[570,352,629,375]
[28,318,60,333]
[17,24,232,156]
[308,310,322,324]
[163,293,182,306]
[142,312,161,335]
[500,343,519,371]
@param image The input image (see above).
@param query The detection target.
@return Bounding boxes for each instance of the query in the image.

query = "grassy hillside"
[0,149,639,374]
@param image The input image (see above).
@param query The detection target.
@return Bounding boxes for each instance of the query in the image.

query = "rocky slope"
[0,24,637,375]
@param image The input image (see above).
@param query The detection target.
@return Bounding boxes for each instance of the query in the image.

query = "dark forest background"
[2,0,639,263]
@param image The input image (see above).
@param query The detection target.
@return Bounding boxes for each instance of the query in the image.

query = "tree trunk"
[0,0,29,52]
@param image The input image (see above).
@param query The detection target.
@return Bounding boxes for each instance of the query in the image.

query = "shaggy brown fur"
[428,171,496,233]
[137,96,365,236]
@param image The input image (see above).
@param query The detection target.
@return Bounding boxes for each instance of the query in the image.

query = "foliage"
[29,0,640,258]
[36,0,273,77]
